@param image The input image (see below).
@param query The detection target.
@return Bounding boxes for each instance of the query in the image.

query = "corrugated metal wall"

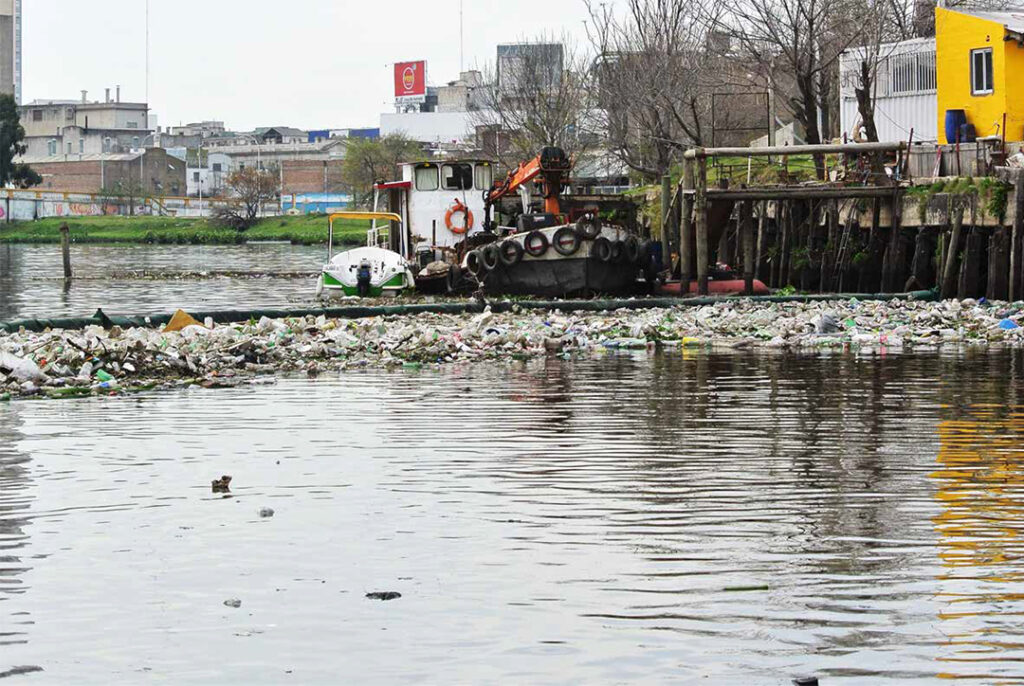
[841,92,938,143]
[840,38,938,143]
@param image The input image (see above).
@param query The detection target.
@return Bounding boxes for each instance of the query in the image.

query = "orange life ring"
[445,199,474,234]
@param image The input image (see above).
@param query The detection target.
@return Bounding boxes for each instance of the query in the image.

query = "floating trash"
[366,591,401,601]
[4,299,1024,400]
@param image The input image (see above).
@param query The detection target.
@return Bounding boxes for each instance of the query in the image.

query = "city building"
[437,71,485,113]
[840,7,1024,144]
[19,148,186,196]
[496,43,564,97]
[0,0,22,104]
[19,88,154,158]
[168,120,225,137]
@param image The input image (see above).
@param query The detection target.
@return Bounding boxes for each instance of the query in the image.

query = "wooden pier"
[677,142,1023,300]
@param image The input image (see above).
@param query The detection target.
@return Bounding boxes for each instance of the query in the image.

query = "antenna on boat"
[459,0,464,73]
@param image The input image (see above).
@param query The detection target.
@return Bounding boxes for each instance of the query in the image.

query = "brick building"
[22,148,186,195]
[281,159,346,195]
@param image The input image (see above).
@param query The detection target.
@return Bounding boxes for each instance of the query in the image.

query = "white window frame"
[971,48,993,96]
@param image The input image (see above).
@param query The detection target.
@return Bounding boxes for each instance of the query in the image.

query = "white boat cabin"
[374,159,495,260]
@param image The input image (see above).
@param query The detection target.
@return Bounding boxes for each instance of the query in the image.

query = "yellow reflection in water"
[932,407,1024,677]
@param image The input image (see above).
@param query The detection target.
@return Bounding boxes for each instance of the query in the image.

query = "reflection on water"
[0,243,326,320]
[2,350,1024,683]
[933,410,1024,678]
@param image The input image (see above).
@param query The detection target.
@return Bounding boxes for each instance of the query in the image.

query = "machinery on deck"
[482,146,572,233]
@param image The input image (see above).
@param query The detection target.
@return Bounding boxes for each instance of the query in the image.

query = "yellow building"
[935,7,1024,143]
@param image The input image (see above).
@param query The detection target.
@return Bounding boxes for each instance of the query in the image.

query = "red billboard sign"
[394,60,426,102]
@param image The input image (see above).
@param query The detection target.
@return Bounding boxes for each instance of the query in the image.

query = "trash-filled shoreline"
[2,297,1023,400]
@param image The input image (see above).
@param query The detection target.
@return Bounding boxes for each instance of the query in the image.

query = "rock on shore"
[2,298,1022,400]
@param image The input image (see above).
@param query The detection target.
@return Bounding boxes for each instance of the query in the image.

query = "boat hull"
[482,256,639,297]
[476,224,641,297]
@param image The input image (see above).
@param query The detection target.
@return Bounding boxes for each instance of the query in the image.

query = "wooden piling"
[1013,172,1024,301]
[59,221,72,280]
[820,200,837,293]
[741,200,755,295]
[755,202,766,282]
[680,162,694,289]
[987,226,1010,301]
[941,199,965,299]
[695,156,709,295]
[661,175,672,272]
[909,228,936,290]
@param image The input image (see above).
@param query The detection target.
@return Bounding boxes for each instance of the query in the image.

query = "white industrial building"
[840,37,938,143]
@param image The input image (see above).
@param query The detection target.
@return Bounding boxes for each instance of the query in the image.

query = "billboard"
[394,60,426,103]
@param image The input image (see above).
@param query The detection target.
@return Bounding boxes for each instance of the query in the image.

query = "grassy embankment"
[0,215,373,246]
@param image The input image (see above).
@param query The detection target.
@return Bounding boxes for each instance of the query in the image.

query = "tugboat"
[464,147,645,297]
[347,148,644,298]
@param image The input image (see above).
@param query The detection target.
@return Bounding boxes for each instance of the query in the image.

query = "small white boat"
[316,212,416,298]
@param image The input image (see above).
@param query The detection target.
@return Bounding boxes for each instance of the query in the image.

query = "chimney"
[105,88,111,103]
[81,90,88,104]
[116,85,121,103]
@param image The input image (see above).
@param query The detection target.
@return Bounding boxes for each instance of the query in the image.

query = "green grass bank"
[0,215,372,246]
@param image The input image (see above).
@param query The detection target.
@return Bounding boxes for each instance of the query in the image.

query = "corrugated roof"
[959,9,1024,34]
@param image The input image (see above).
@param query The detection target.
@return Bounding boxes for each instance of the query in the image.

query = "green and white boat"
[316,212,416,298]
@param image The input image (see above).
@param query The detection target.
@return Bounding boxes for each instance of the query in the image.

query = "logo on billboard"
[394,60,426,104]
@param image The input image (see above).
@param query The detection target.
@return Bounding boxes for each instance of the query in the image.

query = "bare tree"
[585,0,722,181]
[213,167,278,230]
[340,133,423,206]
[472,35,597,168]
[722,0,864,175]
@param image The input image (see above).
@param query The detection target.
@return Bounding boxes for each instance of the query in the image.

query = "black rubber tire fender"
[575,214,602,240]
[610,240,625,263]
[552,226,581,256]
[523,230,549,257]
[466,250,485,276]
[623,235,641,263]
[499,239,524,267]
[591,236,613,262]
[481,243,501,271]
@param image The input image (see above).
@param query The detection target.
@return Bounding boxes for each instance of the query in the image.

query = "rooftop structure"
[0,0,22,103]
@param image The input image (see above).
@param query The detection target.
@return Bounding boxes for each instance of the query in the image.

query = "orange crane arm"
[483,147,571,230]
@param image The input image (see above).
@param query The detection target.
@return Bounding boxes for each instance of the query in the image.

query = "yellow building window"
[971,48,993,95]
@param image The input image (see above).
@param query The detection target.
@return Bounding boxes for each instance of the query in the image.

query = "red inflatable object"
[655,279,771,296]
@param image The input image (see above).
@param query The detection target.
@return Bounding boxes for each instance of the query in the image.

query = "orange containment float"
[445,199,473,234]
[655,279,771,297]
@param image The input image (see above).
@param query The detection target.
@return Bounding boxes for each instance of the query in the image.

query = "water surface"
[0,243,326,320]
[3,351,1024,683]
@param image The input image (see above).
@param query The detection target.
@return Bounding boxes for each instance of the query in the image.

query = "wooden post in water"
[941,199,964,299]
[741,200,755,295]
[1012,172,1024,301]
[695,156,709,295]
[661,175,672,273]
[680,162,694,289]
[755,202,766,282]
[59,221,72,280]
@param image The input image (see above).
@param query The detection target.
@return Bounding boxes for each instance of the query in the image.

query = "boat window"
[441,163,473,190]
[474,163,493,190]
[414,164,439,191]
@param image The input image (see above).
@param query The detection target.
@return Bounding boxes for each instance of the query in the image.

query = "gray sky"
[24,1,596,132]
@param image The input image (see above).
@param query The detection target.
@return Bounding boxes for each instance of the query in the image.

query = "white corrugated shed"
[840,37,938,143]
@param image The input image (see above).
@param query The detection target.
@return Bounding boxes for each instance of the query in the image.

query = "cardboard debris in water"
[163,309,204,332]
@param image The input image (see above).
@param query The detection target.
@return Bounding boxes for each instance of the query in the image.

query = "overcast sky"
[24,1,598,132]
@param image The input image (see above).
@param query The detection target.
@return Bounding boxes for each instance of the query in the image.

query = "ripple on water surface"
[2,350,1024,683]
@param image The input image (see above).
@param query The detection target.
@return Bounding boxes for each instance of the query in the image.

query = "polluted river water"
[3,243,1024,683]
[3,350,1024,683]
